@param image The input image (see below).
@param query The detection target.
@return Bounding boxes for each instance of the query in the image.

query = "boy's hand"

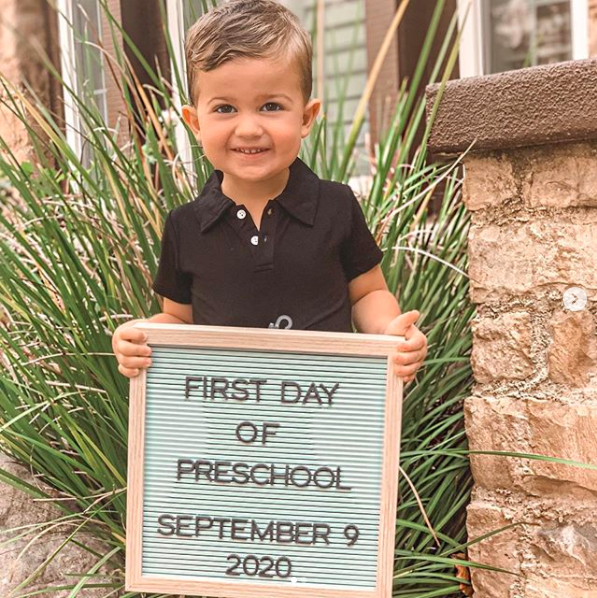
[112,323,152,378]
[384,310,427,384]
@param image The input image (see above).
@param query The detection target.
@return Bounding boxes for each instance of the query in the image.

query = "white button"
[250,235,259,246]
[237,209,247,220]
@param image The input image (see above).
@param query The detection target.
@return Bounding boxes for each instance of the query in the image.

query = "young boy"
[112,0,427,382]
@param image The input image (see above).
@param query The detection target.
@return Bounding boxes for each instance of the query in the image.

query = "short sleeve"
[151,211,192,304]
[340,188,384,282]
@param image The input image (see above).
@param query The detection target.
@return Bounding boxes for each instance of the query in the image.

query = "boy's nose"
[235,114,263,138]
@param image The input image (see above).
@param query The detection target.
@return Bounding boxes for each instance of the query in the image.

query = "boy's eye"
[213,103,282,113]
[262,102,282,112]
[215,104,236,114]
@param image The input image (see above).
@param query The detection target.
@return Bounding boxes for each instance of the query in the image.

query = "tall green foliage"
[0,1,478,596]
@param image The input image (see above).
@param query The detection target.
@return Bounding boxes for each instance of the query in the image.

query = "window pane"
[279,0,370,176]
[72,0,107,118]
[484,0,573,74]
[71,0,107,165]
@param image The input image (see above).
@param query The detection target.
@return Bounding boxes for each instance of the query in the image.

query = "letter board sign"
[126,324,402,598]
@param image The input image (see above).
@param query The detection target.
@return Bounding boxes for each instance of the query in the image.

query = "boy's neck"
[220,167,291,206]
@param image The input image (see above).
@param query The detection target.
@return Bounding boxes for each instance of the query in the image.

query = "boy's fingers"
[385,311,420,336]
[393,348,426,366]
[120,356,152,369]
[118,363,140,378]
[396,328,426,349]
[116,340,152,357]
[119,327,148,343]
[393,362,421,377]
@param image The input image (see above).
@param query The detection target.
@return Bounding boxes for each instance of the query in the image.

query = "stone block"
[466,498,521,598]
[523,145,597,209]
[524,400,597,495]
[463,155,517,211]
[523,520,597,596]
[464,396,527,491]
[524,578,597,598]
[465,396,597,496]
[471,312,534,383]
[467,493,597,598]
[547,309,597,387]
[468,221,597,303]
[529,523,597,584]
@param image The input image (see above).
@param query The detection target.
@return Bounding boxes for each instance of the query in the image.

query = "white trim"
[57,0,83,159]
[166,0,195,174]
[571,0,589,60]
[457,0,484,78]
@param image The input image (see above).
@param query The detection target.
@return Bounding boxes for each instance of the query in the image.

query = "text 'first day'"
[184,376,341,407]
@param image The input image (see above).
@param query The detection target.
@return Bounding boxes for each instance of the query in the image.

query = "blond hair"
[184,0,313,105]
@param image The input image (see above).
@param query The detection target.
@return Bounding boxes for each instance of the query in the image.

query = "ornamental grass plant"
[0,0,481,596]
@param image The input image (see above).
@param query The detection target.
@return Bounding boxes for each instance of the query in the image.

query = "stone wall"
[426,60,597,597]
[464,141,597,597]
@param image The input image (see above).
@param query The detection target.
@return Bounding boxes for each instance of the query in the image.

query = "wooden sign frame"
[126,323,403,598]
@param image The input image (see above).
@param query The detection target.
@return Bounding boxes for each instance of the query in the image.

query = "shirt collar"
[193,156,320,233]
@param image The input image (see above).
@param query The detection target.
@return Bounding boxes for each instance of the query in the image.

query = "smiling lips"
[233,148,269,154]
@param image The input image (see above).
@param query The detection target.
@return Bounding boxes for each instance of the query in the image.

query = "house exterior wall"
[0,0,127,163]
[0,0,59,163]
[364,0,399,149]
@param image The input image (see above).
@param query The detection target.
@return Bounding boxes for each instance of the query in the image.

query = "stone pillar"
[426,59,597,597]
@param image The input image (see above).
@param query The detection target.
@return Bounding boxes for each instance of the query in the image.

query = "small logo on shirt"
[269,315,293,330]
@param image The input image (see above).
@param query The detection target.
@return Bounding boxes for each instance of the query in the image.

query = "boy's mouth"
[233,148,270,155]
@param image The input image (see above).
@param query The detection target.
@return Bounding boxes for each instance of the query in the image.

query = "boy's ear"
[182,104,201,140]
[301,98,321,138]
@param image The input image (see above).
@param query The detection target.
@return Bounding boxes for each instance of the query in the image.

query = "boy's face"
[182,56,320,189]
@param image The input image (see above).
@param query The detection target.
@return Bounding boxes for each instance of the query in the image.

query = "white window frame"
[57,0,108,162]
[166,0,195,173]
[457,0,589,78]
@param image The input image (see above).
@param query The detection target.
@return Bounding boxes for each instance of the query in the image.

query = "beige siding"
[282,0,371,175]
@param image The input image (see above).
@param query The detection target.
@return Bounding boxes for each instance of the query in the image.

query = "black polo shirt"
[152,156,383,332]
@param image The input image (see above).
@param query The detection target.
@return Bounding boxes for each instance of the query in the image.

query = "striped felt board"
[126,324,402,598]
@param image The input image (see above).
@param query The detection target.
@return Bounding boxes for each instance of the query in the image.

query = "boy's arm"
[349,265,400,334]
[117,299,192,328]
[149,299,193,325]
[349,265,427,383]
